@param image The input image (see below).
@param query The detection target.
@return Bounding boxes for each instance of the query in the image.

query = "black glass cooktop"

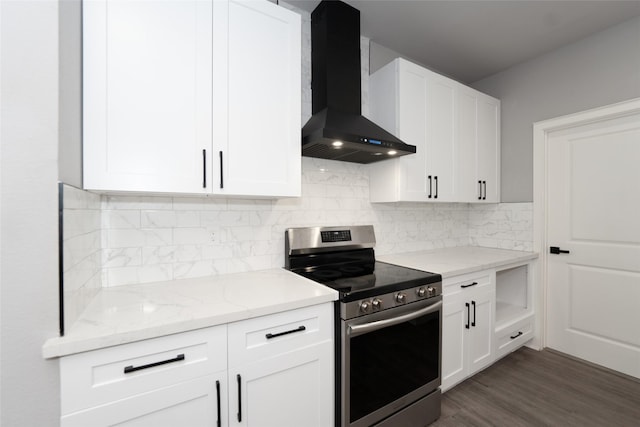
[293,260,441,303]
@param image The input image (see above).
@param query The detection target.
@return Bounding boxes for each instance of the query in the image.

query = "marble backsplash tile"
[468,202,534,251]
[99,157,473,286]
[61,184,102,333]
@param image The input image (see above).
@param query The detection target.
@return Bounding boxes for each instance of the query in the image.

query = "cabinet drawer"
[228,303,333,368]
[61,325,227,415]
[495,316,533,359]
[443,270,494,298]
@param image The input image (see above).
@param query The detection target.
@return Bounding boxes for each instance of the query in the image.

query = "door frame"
[532,97,640,349]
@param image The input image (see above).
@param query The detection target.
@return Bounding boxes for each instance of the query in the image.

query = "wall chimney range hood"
[302,0,416,164]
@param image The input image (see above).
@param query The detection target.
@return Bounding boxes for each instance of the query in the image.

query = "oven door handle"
[347,300,442,337]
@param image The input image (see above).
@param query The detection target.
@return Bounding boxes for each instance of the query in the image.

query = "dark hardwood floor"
[432,347,640,427]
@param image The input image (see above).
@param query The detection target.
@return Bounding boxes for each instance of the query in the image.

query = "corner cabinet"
[59,303,334,427]
[83,0,301,197]
[368,58,500,203]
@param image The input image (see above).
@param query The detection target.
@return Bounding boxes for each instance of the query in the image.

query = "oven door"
[341,297,442,427]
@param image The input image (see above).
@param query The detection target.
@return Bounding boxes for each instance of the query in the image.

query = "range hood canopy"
[302,0,416,164]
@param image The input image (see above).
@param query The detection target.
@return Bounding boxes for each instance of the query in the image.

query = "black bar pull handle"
[215,380,221,427]
[428,175,432,198]
[219,151,224,189]
[434,175,438,199]
[550,246,570,254]
[478,180,482,200]
[471,300,476,327]
[465,303,470,329]
[123,353,185,374]
[510,331,523,340]
[265,325,306,340]
[482,181,487,200]
[460,281,478,289]
[237,374,242,422]
[202,149,207,188]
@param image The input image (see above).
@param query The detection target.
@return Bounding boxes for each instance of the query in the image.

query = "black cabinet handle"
[471,300,476,327]
[478,180,482,200]
[265,325,306,340]
[550,246,570,254]
[465,302,470,329]
[460,281,478,289]
[434,176,438,199]
[510,331,523,340]
[202,149,207,188]
[428,175,432,198]
[219,151,224,189]
[215,380,221,427]
[482,181,487,200]
[237,374,242,422]
[123,353,185,374]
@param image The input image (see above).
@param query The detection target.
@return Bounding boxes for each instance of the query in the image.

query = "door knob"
[550,246,570,254]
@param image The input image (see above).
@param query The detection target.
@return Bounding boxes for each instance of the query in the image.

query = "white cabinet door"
[442,295,467,390]
[476,93,500,202]
[457,86,500,202]
[425,72,457,202]
[229,342,334,427]
[61,374,227,427]
[466,288,495,375]
[214,0,301,197]
[83,0,213,193]
[441,271,495,391]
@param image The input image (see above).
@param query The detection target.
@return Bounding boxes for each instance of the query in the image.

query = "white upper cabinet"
[369,58,500,203]
[83,0,301,197]
[476,93,500,202]
[457,85,501,203]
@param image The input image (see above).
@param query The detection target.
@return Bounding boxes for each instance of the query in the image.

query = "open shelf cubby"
[495,263,531,330]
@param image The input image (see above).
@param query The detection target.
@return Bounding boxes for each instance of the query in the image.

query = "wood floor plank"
[432,347,640,426]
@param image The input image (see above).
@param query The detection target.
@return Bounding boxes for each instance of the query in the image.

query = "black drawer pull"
[237,374,242,422]
[471,300,476,327]
[465,303,470,329]
[510,331,523,340]
[460,281,478,289]
[215,380,221,427]
[124,353,185,374]
[265,325,306,339]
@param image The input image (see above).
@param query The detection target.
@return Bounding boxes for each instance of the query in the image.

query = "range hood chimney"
[301,0,416,164]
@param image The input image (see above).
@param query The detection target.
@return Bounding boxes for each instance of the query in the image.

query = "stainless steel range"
[285,225,443,427]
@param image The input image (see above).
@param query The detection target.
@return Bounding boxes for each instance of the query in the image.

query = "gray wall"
[473,16,640,202]
[1,1,61,425]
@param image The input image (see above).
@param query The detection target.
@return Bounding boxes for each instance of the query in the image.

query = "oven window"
[349,309,440,423]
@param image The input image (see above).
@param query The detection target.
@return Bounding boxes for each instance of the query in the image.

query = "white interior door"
[545,108,640,378]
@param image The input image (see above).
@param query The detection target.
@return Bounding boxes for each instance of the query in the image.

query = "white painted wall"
[473,16,640,202]
[0,1,61,425]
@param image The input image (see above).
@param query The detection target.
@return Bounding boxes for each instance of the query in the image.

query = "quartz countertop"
[378,246,538,278]
[43,268,338,359]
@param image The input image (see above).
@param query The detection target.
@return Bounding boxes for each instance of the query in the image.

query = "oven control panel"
[344,282,442,320]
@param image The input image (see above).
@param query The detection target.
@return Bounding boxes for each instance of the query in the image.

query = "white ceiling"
[286,0,640,83]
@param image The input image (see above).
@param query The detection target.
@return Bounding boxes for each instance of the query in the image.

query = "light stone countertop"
[43,268,338,359]
[378,246,538,278]
[43,247,537,359]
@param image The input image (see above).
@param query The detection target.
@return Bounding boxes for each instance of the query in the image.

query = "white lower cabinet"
[441,271,495,392]
[59,303,333,427]
[227,303,334,427]
[441,260,536,392]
